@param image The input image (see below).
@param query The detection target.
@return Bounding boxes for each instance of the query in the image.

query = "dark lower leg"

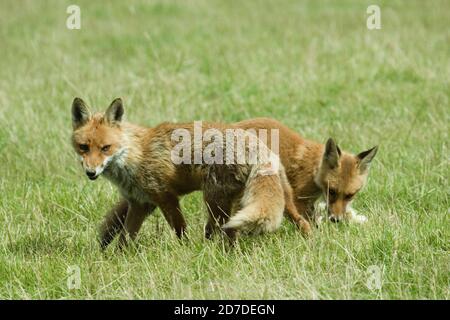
[118,202,156,248]
[99,199,129,249]
[157,195,187,238]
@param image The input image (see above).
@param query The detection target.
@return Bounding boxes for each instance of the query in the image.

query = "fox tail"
[222,162,284,234]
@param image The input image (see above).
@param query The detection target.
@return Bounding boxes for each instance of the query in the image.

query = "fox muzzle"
[86,170,98,180]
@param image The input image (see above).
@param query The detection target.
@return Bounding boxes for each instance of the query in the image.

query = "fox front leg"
[99,199,129,250]
[118,202,156,248]
[282,182,312,236]
[295,198,318,226]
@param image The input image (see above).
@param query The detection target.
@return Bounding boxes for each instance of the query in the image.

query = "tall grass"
[0,0,448,299]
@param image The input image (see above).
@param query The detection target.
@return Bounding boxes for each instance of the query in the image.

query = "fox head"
[71,97,126,180]
[315,138,378,222]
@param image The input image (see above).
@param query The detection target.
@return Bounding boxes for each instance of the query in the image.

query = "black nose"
[86,170,96,178]
[330,216,340,223]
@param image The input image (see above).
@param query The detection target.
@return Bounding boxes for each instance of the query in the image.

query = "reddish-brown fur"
[71,99,311,249]
[237,118,378,222]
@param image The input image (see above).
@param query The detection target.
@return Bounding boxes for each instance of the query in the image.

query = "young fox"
[70,98,310,248]
[237,118,378,224]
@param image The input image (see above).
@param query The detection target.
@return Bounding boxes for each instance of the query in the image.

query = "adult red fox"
[237,118,378,224]
[70,98,311,248]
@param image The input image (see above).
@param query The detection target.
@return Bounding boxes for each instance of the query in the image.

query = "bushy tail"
[222,203,282,234]
[222,164,285,234]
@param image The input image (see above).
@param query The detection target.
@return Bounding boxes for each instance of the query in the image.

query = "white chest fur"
[103,156,150,204]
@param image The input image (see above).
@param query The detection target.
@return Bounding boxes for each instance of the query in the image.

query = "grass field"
[0,0,448,299]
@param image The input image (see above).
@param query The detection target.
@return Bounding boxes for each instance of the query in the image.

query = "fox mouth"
[328,214,344,223]
[86,172,99,180]
[329,216,340,223]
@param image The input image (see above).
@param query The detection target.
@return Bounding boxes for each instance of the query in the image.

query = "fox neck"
[102,124,143,185]
[300,142,333,200]
[312,143,326,189]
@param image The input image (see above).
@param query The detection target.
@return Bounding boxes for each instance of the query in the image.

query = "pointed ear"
[71,97,90,129]
[105,98,124,124]
[357,146,378,172]
[323,138,340,169]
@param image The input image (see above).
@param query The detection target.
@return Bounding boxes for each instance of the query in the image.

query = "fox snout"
[79,153,113,181]
[328,201,347,223]
[85,170,98,180]
[83,163,107,180]
[329,215,342,223]
[81,159,107,180]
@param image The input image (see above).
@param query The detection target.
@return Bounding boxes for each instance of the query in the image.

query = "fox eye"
[345,193,355,200]
[101,145,111,152]
[79,144,89,152]
[328,189,337,197]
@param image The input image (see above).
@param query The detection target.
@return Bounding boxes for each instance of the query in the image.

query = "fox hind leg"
[157,194,187,239]
[203,192,235,240]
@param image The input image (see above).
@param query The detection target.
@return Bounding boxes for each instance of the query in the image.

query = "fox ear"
[357,146,378,172]
[323,138,340,169]
[71,97,90,129]
[105,98,124,124]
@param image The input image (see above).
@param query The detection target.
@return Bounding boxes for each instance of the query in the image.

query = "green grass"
[0,0,448,299]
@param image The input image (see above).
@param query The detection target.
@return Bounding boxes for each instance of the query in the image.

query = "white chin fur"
[315,201,368,224]
[350,214,368,224]
[346,206,368,224]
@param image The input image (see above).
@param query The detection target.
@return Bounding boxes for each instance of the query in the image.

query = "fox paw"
[345,206,368,224]
[315,215,324,225]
